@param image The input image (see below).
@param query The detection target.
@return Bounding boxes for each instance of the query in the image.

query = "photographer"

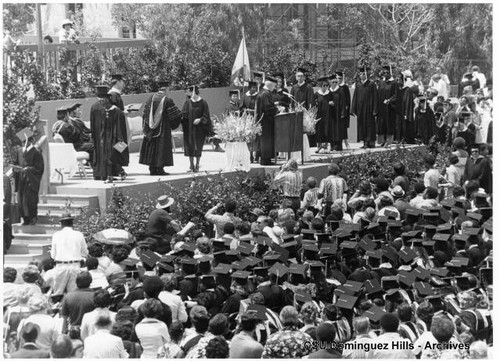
[274,159,303,213]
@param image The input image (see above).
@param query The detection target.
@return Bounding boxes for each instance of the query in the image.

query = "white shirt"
[135,318,170,359]
[51,227,88,261]
[83,329,128,358]
[80,308,116,340]
[158,291,188,323]
[368,332,415,359]
[89,269,109,289]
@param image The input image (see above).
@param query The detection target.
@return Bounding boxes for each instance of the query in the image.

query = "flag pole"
[241,27,246,98]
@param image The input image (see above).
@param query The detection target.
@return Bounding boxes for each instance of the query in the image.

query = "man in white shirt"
[368,313,415,359]
[80,289,116,341]
[83,315,128,358]
[158,274,188,323]
[50,213,88,295]
[471,66,487,89]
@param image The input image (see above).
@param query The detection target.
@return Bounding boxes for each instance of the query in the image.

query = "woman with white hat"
[58,19,79,44]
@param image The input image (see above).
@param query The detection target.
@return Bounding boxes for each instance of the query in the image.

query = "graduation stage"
[48,142,425,214]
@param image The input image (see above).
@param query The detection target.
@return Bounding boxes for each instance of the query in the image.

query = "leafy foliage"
[3,3,36,36]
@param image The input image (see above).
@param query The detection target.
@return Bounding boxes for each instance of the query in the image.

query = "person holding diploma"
[12,133,44,225]
[90,85,129,183]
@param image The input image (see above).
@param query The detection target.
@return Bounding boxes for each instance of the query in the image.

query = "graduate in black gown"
[336,71,351,150]
[291,68,316,147]
[66,103,94,163]
[139,81,183,175]
[13,136,44,225]
[329,74,347,152]
[90,85,129,183]
[107,74,129,179]
[414,96,436,144]
[256,76,279,166]
[314,76,334,153]
[351,66,378,148]
[181,85,212,173]
[399,70,420,144]
[241,81,260,163]
[377,66,397,147]
[272,72,291,111]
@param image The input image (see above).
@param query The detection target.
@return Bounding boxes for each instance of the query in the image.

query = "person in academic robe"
[139,81,183,175]
[181,85,213,173]
[240,81,258,115]
[330,74,347,151]
[253,71,265,93]
[107,74,129,180]
[241,81,260,163]
[13,136,44,225]
[90,85,129,183]
[66,103,94,163]
[414,96,436,144]
[291,68,316,147]
[399,70,420,144]
[377,66,398,147]
[256,75,279,166]
[336,71,351,150]
[224,90,241,115]
[272,72,291,111]
[351,66,378,148]
[314,76,334,153]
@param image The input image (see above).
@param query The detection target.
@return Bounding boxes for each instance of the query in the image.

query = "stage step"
[12,223,59,235]
[3,253,44,266]
[40,194,98,207]
[38,202,87,213]
[13,233,52,243]
[8,243,50,255]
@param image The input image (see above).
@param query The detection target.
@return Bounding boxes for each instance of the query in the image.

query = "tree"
[110,4,266,87]
[3,3,36,36]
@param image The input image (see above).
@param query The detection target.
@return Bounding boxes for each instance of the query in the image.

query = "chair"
[125,115,144,153]
[171,128,183,153]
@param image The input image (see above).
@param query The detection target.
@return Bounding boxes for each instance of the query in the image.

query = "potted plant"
[213,111,262,172]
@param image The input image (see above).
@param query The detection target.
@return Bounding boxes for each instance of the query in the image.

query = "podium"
[274,111,304,164]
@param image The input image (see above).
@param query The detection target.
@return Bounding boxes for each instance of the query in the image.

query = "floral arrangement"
[213,111,262,143]
[293,103,321,134]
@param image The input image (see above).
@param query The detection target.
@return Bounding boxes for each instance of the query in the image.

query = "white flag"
[231,34,251,87]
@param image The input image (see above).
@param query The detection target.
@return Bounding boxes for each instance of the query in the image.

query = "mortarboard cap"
[319,243,337,258]
[414,281,434,296]
[273,72,284,79]
[405,208,421,218]
[213,263,231,275]
[433,233,451,242]
[121,257,140,268]
[343,280,364,295]
[366,250,383,259]
[225,249,240,263]
[255,235,273,246]
[231,270,250,285]
[303,243,319,260]
[436,223,453,233]
[180,257,197,274]
[483,219,492,233]
[381,244,398,262]
[335,294,358,310]
[359,237,376,251]
[398,271,416,287]
[213,250,228,264]
[140,249,161,268]
[422,240,435,253]
[295,291,313,304]
[95,85,109,96]
[425,295,445,311]
[479,207,492,221]
[229,89,239,97]
[265,74,277,83]
[447,257,469,267]
[199,274,216,288]
[414,266,431,280]
[231,259,250,271]
[296,67,307,75]
[237,242,254,256]
[365,279,383,295]
[410,239,423,247]
[246,304,268,321]
[180,243,197,257]
[317,76,330,83]
[335,70,345,77]
[363,305,386,323]
[381,276,399,290]
[66,102,82,112]
[308,260,326,273]
[455,276,471,291]
[463,227,481,236]
[466,212,482,223]
[269,262,288,278]
[244,256,261,267]
[288,263,307,276]
[398,248,418,263]
[263,253,281,266]
[252,71,264,79]
[253,266,269,278]
[247,81,258,88]
[301,229,316,240]
[431,267,449,277]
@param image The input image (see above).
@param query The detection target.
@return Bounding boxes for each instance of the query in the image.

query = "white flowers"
[214,111,263,143]
[293,104,320,134]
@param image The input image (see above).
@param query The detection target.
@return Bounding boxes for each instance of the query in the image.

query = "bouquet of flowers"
[213,111,263,143]
[294,103,321,134]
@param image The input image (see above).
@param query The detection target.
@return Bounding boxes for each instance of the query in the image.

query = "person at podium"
[256,75,279,166]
